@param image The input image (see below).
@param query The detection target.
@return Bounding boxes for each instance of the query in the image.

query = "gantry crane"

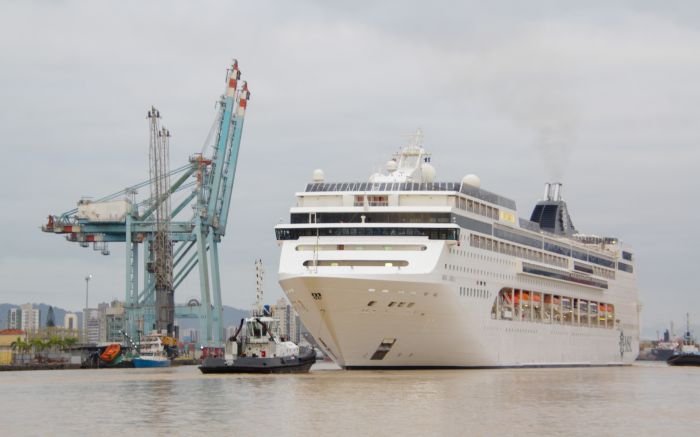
[42,60,250,346]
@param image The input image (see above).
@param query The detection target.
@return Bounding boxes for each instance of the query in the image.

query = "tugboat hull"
[199,349,316,374]
[667,354,700,366]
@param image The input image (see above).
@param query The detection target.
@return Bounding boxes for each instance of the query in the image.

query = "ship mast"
[254,258,264,316]
[148,107,175,336]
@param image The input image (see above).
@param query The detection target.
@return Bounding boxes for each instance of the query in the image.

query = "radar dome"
[312,169,325,182]
[386,160,397,172]
[462,174,481,188]
[421,164,436,183]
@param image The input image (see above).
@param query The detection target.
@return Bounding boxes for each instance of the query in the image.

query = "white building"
[7,308,21,330]
[20,304,40,334]
[273,298,300,343]
[64,313,79,332]
[84,309,100,344]
[102,301,125,343]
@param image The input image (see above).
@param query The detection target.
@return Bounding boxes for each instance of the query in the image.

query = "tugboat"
[199,312,315,374]
[199,259,315,374]
[667,314,700,366]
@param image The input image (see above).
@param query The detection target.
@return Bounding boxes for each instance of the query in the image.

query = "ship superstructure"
[275,131,640,368]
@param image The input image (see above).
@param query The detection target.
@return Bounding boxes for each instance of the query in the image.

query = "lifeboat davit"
[100,344,121,362]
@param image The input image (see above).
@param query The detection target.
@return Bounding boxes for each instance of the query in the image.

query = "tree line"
[9,336,79,363]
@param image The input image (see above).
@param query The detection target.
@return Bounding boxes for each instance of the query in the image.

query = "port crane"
[42,60,250,346]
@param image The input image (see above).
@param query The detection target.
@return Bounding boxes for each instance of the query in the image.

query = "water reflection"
[0,363,699,436]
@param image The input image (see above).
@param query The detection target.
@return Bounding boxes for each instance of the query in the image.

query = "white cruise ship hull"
[279,237,639,368]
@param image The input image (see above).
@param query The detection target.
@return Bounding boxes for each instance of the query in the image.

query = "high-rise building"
[7,308,21,330]
[273,298,300,343]
[64,313,79,332]
[97,302,109,341]
[20,304,40,334]
[293,314,301,344]
[104,301,125,342]
[84,309,100,344]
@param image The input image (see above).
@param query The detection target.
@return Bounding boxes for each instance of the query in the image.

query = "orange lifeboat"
[513,292,528,304]
[544,295,560,305]
[100,344,121,362]
[512,292,541,305]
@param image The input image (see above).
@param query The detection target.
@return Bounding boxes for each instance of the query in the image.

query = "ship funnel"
[531,182,576,236]
[543,182,563,201]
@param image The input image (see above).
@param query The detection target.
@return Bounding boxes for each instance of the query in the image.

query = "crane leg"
[195,220,212,345]
[208,232,223,344]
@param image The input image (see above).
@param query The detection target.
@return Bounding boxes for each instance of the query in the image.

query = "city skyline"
[2,297,303,345]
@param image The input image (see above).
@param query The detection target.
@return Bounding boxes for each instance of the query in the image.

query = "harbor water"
[1,362,698,436]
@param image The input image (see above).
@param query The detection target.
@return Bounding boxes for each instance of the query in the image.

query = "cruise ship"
[275,131,640,368]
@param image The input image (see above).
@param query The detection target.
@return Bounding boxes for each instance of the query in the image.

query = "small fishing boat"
[133,332,172,368]
[200,307,314,374]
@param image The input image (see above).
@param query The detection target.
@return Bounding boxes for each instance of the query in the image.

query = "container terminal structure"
[42,60,250,346]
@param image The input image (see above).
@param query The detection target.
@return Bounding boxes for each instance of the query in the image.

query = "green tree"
[48,335,61,354]
[29,338,48,362]
[62,337,78,350]
[10,337,29,364]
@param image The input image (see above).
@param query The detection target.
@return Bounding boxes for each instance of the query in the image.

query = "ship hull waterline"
[280,274,639,369]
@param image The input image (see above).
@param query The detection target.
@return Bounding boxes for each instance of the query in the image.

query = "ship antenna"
[412,128,423,148]
[255,259,264,315]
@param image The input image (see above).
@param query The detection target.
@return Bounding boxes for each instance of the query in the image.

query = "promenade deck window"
[491,287,615,329]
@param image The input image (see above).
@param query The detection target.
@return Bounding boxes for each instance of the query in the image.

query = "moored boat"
[133,332,172,368]
[99,344,121,363]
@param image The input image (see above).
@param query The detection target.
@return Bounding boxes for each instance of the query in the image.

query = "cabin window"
[618,262,633,273]
[368,195,388,206]
[277,227,459,241]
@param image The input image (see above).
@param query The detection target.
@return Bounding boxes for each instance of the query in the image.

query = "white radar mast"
[369,128,434,183]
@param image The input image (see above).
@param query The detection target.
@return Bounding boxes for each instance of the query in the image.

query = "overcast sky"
[1,1,698,337]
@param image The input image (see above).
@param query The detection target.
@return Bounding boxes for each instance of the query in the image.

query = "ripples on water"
[1,362,698,436]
